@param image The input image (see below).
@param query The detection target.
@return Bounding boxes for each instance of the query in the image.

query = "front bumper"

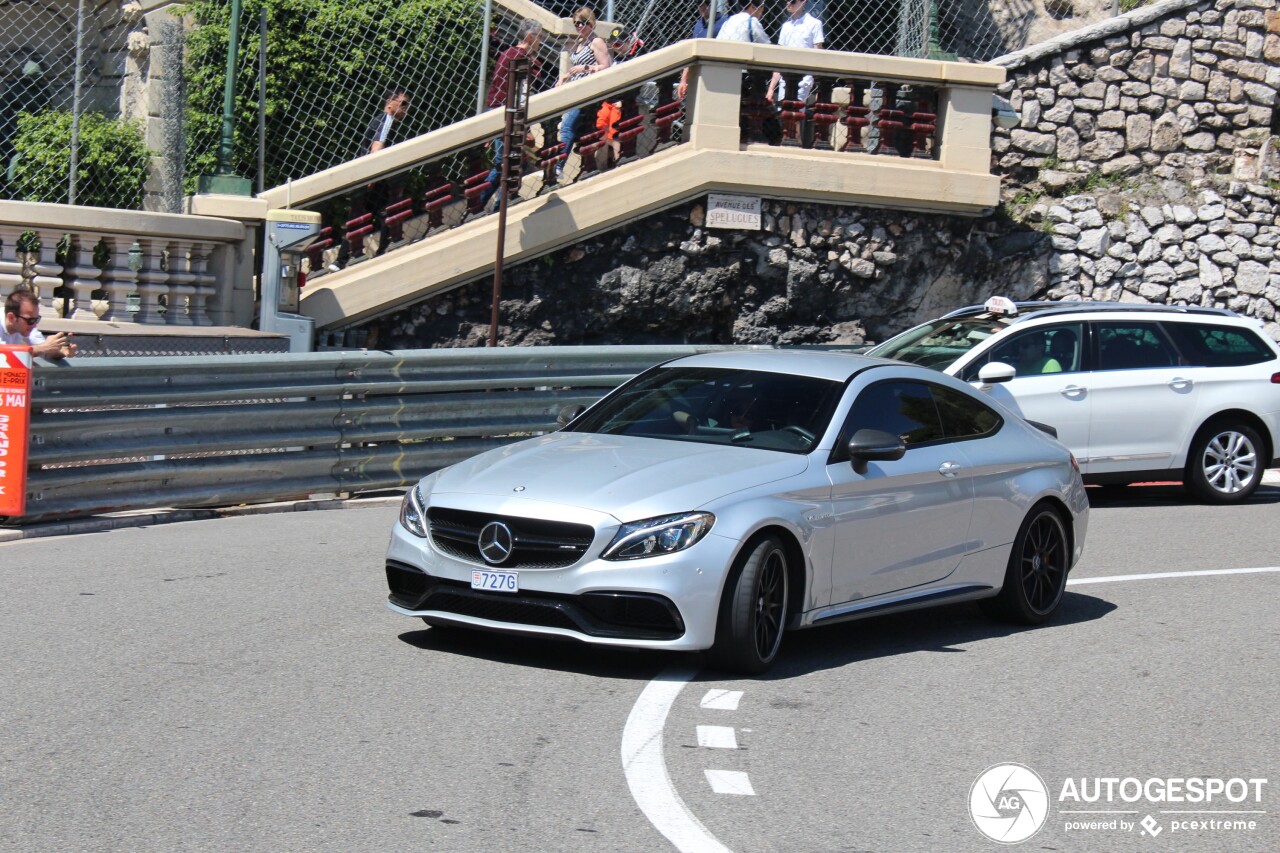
[385,520,739,651]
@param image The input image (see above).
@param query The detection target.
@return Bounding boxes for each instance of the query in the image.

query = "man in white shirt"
[715,0,770,44]
[767,0,824,103]
[2,289,76,359]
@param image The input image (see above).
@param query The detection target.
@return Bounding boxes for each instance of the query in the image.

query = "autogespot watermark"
[969,765,1269,845]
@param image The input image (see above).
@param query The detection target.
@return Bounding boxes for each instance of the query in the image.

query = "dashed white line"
[621,667,733,853]
[704,770,755,796]
[700,689,744,710]
[696,725,739,749]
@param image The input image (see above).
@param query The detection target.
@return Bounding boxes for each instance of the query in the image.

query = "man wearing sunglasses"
[2,289,77,359]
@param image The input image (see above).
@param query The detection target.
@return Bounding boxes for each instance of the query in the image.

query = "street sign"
[0,345,32,517]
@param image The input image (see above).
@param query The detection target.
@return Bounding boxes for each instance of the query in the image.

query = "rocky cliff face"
[363,201,1057,350]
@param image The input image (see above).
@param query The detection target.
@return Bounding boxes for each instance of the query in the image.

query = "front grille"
[385,561,684,641]
[427,507,595,569]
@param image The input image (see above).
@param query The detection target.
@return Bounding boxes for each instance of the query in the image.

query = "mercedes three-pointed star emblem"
[478,521,514,565]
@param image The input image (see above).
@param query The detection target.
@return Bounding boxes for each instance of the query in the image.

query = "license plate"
[471,569,518,593]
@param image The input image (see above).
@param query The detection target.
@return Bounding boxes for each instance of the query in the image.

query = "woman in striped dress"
[555,7,611,181]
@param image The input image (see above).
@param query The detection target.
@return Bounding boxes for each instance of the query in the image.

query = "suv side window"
[1162,322,1275,367]
[1095,322,1179,370]
[960,323,1084,380]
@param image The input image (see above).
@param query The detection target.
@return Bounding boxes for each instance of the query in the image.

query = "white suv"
[866,299,1280,503]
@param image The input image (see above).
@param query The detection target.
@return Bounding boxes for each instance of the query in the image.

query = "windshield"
[866,314,1015,371]
[569,366,843,454]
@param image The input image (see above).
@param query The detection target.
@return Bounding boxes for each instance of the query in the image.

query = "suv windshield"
[867,314,1015,370]
[569,366,843,454]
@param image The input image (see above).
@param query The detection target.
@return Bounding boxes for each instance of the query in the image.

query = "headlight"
[601,512,714,561]
[399,485,428,538]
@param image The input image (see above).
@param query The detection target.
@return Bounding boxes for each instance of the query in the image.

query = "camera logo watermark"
[969,763,1050,844]
[970,766,1268,844]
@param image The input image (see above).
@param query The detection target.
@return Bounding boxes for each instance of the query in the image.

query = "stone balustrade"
[0,200,246,328]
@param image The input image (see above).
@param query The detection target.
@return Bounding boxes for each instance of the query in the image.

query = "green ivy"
[180,0,482,193]
[8,110,153,210]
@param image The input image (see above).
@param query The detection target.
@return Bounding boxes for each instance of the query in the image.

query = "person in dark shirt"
[481,19,543,209]
[330,87,411,271]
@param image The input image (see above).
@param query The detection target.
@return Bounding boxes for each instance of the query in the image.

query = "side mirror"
[977,361,1016,386]
[556,403,586,428]
[847,428,906,474]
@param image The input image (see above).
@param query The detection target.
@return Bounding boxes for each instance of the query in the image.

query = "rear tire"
[710,535,789,675]
[984,504,1069,625]
[1185,421,1263,504]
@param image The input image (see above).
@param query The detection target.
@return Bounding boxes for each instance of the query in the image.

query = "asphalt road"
[2,483,1276,853]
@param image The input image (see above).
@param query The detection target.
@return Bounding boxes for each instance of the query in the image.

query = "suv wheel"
[1186,421,1263,504]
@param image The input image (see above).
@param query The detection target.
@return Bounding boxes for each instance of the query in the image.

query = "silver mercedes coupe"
[386,350,1089,673]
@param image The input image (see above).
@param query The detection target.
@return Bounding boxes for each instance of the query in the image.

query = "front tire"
[710,535,789,674]
[984,504,1069,625]
[1185,421,1263,504]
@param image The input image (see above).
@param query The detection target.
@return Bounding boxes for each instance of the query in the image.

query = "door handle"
[938,461,962,478]
[1060,385,1086,398]
[1168,377,1193,391]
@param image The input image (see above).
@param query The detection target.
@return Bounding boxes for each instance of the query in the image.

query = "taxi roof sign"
[984,296,1018,316]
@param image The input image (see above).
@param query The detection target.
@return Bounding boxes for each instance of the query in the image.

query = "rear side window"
[1163,322,1276,367]
[932,385,1002,439]
[1095,322,1179,370]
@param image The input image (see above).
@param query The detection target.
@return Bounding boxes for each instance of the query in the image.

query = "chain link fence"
[0,0,149,210]
[2,0,1121,213]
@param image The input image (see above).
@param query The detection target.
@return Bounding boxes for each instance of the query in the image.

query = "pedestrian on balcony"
[678,1,727,99]
[766,0,824,104]
[2,288,76,360]
[555,7,612,184]
[481,19,544,210]
[714,0,770,44]
[328,87,412,272]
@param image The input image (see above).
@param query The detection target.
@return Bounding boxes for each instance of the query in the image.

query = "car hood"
[430,431,809,520]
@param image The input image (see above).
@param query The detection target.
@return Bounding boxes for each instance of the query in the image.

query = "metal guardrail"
[16,345,756,523]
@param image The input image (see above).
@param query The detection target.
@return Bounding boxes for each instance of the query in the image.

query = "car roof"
[667,348,904,382]
[942,301,1243,324]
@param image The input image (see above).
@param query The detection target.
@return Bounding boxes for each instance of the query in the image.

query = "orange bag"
[596,101,621,140]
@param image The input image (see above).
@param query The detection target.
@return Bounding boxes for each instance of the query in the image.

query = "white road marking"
[1068,567,1280,586]
[704,769,755,796]
[621,667,733,853]
[697,725,739,749]
[700,689,744,711]
[623,566,1277,853]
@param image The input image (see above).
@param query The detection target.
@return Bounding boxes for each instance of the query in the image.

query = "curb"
[0,494,405,544]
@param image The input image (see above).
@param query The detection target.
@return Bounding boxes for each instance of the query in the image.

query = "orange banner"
[0,345,32,517]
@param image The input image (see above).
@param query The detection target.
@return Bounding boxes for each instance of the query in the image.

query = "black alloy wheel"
[984,504,1069,625]
[711,535,789,674]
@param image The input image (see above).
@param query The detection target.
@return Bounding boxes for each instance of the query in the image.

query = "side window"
[1163,322,1275,367]
[932,385,1002,440]
[960,323,1083,379]
[1095,322,1179,370]
[844,381,945,447]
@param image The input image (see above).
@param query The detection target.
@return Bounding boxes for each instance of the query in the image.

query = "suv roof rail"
[942,301,1241,321]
